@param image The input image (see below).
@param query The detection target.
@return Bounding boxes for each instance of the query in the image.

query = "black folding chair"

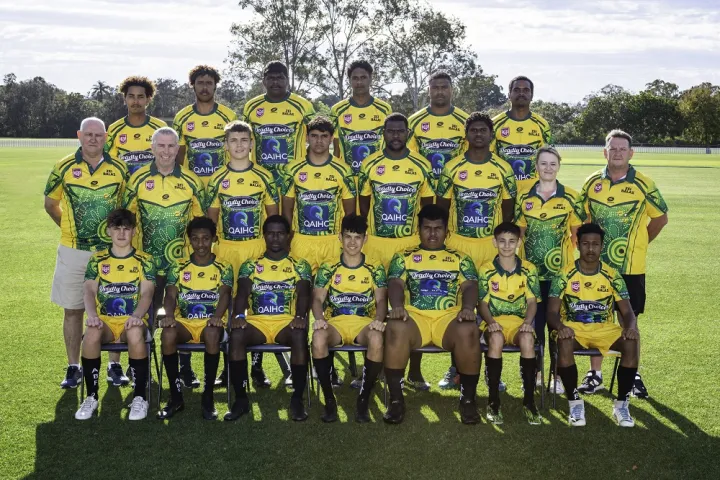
[245,344,312,407]
[551,347,620,408]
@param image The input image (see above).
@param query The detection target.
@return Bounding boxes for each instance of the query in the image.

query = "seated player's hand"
[86,315,102,328]
[207,316,224,327]
[518,322,534,333]
[231,315,247,329]
[388,307,408,321]
[291,315,307,330]
[557,325,575,340]
[313,318,328,331]
[622,327,640,341]
[485,321,503,333]
[124,315,144,329]
[456,308,476,323]
[159,317,177,328]
[369,319,386,332]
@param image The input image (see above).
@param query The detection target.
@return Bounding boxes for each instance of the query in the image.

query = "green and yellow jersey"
[315,255,387,319]
[282,156,356,236]
[515,181,583,281]
[478,256,541,319]
[122,163,206,272]
[579,166,668,275]
[358,150,435,238]
[85,248,156,322]
[44,149,129,251]
[105,115,167,175]
[330,97,391,175]
[242,93,316,180]
[436,152,516,239]
[172,103,237,183]
[549,260,629,324]
[491,110,551,184]
[408,106,469,179]
[388,246,478,311]
[207,163,278,243]
[167,255,233,320]
[239,253,312,320]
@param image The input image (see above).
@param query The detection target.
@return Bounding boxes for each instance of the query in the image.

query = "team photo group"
[44,60,668,428]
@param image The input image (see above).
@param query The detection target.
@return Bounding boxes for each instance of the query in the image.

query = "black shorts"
[621,274,646,316]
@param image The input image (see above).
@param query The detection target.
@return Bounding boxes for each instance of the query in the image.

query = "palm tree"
[90,81,111,101]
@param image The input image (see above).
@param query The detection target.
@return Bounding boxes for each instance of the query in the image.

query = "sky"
[1,0,719,102]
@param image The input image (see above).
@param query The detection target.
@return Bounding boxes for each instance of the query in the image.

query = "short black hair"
[509,75,534,94]
[307,116,335,135]
[341,214,368,235]
[263,214,291,234]
[119,76,156,98]
[347,60,373,78]
[577,223,605,243]
[107,209,136,228]
[264,61,288,78]
[224,120,253,141]
[418,204,449,228]
[493,222,521,238]
[189,65,220,85]
[429,71,452,85]
[187,216,217,237]
[384,112,408,129]
[465,112,493,133]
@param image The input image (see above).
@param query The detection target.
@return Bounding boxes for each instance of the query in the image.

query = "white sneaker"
[568,399,586,427]
[612,399,635,427]
[549,375,565,394]
[128,396,149,421]
[75,396,99,420]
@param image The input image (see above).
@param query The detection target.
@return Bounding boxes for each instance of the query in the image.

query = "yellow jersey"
[330,97,391,175]
[436,152,516,239]
[579,166,668,275]
[491,110,551,183]
[282,156,356,236]
[315,255,387,319]
[105,115,167,175]
[407,106,469,179]
[358,150,435,238]
[242,93,316,180]
[44,149,128,251]
[207,163,278,242]
[172,102,238,183]
[167,255,234,320]
[549,260,630,324]
[478,256,541,319]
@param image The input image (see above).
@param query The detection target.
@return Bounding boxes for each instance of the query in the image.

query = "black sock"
[450,352,457,369]
[290,363,308,400]
[408,352,422,379]
[178,351,191,370]
[520,357,536,405]
[358,359,383,401]
[385,367,405,403]
[81,356,101,399]
[548,335,558,372]
[459,372,479,403]
[230,360,248,399]
[616,365,638,401]
[313,356,335,403]
[163,353,183,403]
[486,357,503,408]
[558,364,580,401]
[203,352,220,398]
[129,357,148,400]
[251,352,263,371]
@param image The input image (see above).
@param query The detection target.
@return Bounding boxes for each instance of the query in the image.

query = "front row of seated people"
[76,206,640,427]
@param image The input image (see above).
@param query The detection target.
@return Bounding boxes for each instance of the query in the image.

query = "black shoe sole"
[223,407,250,422]
[355,413,371,423]
[156,403,185,420]
[382,416,404,424]
[202,408,218,420]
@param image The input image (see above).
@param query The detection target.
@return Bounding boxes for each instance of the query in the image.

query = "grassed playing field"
[0,148,718,480]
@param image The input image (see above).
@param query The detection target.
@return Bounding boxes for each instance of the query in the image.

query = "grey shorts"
[51,245,93,310]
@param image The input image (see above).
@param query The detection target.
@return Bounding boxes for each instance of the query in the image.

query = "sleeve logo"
[119,134,127,144]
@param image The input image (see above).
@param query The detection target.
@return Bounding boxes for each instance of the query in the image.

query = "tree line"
[1,0,719,145]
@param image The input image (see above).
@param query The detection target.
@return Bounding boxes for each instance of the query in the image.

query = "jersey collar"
[349,96,375,108]
[74,148,110,173]
[419,245,447,251]
[464,151,493,165]
[264,92,291,103]
[382,148,410,160]
[109,247,136,259]
[149,162,182,177]
[263,251,289,262]
[341,253,366,269]
[190,253,216,267]
[124,115,150,128]
[426,105,455,117]
[528,180,565,199]
[601,165,636,183]
[305,154,334,167]
[227,162,253,173]
[506,109,533,121]
[575,259,601,275]
[493,255,522,276]
[192,102,218,116]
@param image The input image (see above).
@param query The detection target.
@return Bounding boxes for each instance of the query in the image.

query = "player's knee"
[204,326,221,344]
[488,331,504,348]
[384,320,406,344]
[367,330,384,350]
[126,325,144,345]
[82,327,102,347]
[290,328,308,348]
[160,327,177,345]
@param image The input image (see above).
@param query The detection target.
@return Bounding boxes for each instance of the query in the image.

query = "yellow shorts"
[246,315,293,344]
[446,234,496,272]
[480,315,533,346]
[364,235,419,270]
[214,238,266,288]
[328,315,371,345]
[405,305,461,347]
[561,321,623,356]
[176,319,208,344]
[291,233,342,274]
[99,317,148,343]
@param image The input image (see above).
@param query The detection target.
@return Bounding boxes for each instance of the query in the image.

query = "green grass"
[1,147,719,480]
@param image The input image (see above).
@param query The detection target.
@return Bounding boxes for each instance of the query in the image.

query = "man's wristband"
[234,313,246,320]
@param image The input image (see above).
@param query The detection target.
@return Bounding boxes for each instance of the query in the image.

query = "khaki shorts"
[51,245,94,310]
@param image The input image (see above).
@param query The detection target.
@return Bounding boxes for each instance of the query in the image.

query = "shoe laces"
[443,369,455,381]
[79,396,96,413]
[110,363,123,375]
[66,365,79,377]
[130,396,146,414]
[616,402,632,422]
[571,403,584,419]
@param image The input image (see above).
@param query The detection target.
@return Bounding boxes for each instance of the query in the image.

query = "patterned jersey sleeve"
[295,258,313,282]
[122,176,139,213]
[578,178,592,222]
[372,264,388,289]
[84,253,100,281]
[339,163,357,199]
[140,254,158,285]
[549,270,568,298]
[568,190,583,228]
[611,269,631,302]
[166,262,180,286]
[220,262,234,288]
[459,254,479,283]
[525,263,541,300]
[387,253,407,281]
[314,263,332,289]
[206,174,222,210]
[514,196,527,227]
[418,162,436,198]
[644,177,669,218]
[358,161,371,196]
[191,180,207,217]
[260,171,279,206]
[541,120,552,146]
[44,163,65,200]
[172,111,186,147]
[500,161,517,199]
[436,165,453,199]
[238,259,255,280]
[281,167,297,198]
[478,267,490,303]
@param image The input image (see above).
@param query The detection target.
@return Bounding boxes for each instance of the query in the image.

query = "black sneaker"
[631,373,649,399]
[179,367,200,389]
[289,397,308,422]
[156,399,185,420]
[331,368,344,388]
[355,396,371,423]
[223,397,250,422]
[107,363,129,387]
[126,365,135,387]
[459,399,480,425]
[60,365,82,389]
[201,396,217,420]
[406,375,431,391]
[577,370,604,395]
[251,368,272,388]
[383,400,405,424]
[214,369,228,388]
[321,399,338,423]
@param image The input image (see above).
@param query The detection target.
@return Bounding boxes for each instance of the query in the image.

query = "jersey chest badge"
[501,127,510,138]
[183,271,192,282]
[187,122,195,132]
[343,114,352,124]
[421,122,430,133]
[594,183,602,193]
[145,179,155,191]
[459,170,468,181]
[413,254,422,263]
[571,281,580,292]
[221,179,230,189]
[256,264,264,274]
[525,201,533,211]
[376,165,385,175]
[119,134,127,144]
[256,108,265,118]
[101,264,110,275]
[334,274,342,285]
[299,172,308,183]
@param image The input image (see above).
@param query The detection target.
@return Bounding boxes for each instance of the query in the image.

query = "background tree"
[90,81,111,102]
[679,83,720,145]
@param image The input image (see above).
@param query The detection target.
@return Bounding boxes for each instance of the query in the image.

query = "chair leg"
[146,345,153,413]
[225,345,232,411]
[152,344,162,409]
[307,358,312,408]
[539,345,545,409]
[349,352,358,378]
[552,349,558,410]
[610,356,620,397]
[158,355,164,408]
